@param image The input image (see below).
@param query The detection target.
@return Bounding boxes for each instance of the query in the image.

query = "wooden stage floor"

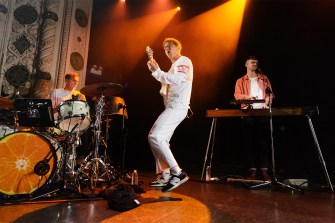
[0,170,334,223]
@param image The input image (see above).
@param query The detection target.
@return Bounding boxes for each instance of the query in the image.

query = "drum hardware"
[78,94,111,192]
[0,131,59,197]
[34,123,78,178]
[102,96,128,118]
[57,99,91,133]
[29,123,89,200]
[77,88,121,193]
[119,103,128,178]
[80,82,124,98]
[1,83,127,201]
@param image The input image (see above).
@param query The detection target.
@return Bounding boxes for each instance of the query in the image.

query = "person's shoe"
[246,169,257,180]
[260,169,271,181]
[149,175,170,187]
[161,171,189,192]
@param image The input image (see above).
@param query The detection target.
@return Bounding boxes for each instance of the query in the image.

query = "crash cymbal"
[80,83,124,97]
[0,96,13,110]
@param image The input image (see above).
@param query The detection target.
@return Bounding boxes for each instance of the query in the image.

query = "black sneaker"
[161,171,189,192]
[149,175,170,187]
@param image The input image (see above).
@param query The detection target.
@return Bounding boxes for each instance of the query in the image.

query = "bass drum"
[0,131,59,196]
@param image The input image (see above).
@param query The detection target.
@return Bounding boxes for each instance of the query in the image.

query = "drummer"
[49,72,86,118]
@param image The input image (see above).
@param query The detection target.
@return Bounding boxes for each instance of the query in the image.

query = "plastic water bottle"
[205,166,211,181]
[131,170,138,185]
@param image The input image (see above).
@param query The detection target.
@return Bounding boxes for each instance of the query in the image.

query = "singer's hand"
[147,59,159,73]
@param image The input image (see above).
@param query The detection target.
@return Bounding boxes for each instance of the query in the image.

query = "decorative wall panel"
[0,0,92,99]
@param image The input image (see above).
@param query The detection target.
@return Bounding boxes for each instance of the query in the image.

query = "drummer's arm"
[49,89,58,113]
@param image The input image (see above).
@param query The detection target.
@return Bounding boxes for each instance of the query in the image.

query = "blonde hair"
[65,72,79,80]
[163,38,182,51]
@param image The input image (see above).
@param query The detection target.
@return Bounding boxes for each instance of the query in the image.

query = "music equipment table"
[202,106,333,192]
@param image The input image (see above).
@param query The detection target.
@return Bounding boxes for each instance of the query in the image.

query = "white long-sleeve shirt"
[151,56,193,109]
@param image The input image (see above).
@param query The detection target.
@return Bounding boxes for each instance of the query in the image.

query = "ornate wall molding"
[0,0,93,98]
[0,0,43,97]
[59,0,92,90]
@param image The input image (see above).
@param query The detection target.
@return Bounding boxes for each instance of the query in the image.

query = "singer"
[234,55,274,181]
[146,38,193,192]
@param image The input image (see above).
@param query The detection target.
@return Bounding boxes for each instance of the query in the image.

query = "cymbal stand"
[102,116,111,161]
[78,93,115,193]
[120,105,127,178]
[60,131,82,191]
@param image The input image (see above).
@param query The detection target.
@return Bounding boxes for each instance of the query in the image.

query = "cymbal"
[0,96,13,110]
[80,83,124,97]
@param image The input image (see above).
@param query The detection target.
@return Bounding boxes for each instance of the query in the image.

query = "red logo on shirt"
[177,65,189,74]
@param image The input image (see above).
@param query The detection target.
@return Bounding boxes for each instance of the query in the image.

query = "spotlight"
[177,7,181,11]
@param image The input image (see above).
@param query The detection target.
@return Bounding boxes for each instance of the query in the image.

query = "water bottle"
[205,166,211,181]
[131,170,138,185]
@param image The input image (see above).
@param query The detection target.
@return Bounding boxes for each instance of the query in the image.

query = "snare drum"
[0,131,60,195]
[0,125,15,139]
[57,100,90,133]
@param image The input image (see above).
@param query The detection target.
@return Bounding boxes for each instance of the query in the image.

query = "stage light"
[177,7,181,11]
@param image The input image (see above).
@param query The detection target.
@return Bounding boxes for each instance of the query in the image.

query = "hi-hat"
[0,96,13,110]
[80,83,124,97]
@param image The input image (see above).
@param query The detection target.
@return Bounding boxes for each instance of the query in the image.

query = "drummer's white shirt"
[49,88,85,120]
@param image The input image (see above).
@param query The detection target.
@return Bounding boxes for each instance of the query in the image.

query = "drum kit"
[0,82,127,199]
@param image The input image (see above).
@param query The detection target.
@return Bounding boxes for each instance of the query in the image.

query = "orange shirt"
[234,74,274,109]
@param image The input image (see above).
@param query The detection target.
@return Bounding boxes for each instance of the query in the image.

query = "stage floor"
[0,170,334,223]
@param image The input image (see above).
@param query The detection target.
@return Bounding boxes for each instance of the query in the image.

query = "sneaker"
[149,175,170,187]
[161,171,189,192]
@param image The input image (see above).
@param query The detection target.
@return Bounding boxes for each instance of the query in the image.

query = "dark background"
[87,0,335,182]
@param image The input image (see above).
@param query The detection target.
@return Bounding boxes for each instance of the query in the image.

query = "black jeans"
[241,116,270,169]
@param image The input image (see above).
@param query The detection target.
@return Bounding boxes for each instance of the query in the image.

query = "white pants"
[148,106,188,174]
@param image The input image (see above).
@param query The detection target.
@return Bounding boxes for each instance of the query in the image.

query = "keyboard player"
[234,55,274,181]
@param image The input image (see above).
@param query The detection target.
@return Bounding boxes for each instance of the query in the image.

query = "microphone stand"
[119,104,127,179]
[250,87,301,192]
[30,123,89,200]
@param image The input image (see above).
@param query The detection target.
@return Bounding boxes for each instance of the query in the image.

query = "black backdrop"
[87,0,335,182]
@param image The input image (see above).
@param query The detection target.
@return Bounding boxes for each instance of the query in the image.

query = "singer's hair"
[65,72,79,80]
[245,55,259,63]
[163,38,182,51]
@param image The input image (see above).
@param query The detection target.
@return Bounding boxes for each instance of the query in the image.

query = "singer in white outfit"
[147,38,193,192]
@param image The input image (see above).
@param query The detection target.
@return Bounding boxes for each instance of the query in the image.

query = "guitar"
[145,46,167,96]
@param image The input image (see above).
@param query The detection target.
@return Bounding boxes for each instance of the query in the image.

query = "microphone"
[34,160,50,176]
[118,103,126,110]
[256,67,263,74]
